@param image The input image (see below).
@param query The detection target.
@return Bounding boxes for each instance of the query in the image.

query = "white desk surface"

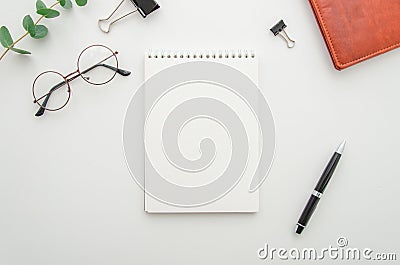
[0,0,399,264]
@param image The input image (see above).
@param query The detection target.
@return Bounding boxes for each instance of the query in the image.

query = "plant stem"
[0,2,60,61]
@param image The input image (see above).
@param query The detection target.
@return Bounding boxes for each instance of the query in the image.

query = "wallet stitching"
[311,0,400,68]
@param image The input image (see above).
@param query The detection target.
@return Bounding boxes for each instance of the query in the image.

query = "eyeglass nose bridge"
[65,70,79,79]
[64,70,88,87]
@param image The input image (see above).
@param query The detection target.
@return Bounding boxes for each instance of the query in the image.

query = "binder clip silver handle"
[270,20,296,48]
[98,0,138,33]
[98,0,160,33]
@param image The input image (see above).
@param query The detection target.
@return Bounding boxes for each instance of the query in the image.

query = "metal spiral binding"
[147,50,256,59]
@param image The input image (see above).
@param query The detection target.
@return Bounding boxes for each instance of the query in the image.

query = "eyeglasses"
[32,44,131,117]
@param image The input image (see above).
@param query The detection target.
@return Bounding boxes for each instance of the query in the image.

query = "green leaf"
[36,0,47,10]
[0,26,13,48]
[32,25,48,39]
[75,0,88,7]
[37,8,60,18]
[10,47,31,54]
[60,0,72,9]
[23,15,36,36]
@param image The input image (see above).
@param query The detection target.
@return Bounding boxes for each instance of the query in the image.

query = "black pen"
[295,140,346,234]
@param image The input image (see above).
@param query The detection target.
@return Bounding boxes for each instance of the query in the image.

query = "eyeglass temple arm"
[35,64,131,117]
[35,81,68,116]
[97,64,131,76]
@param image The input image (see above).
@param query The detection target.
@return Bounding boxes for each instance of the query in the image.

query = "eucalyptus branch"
[0,0,88,62]
[0,2,59,61]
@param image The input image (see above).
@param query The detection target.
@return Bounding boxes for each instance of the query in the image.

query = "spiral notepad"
[143,50,264,213]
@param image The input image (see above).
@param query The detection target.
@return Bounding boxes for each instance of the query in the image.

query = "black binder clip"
[98,0,160,33]
[270,20,295,48]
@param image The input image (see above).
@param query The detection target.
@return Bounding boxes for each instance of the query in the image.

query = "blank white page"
[144,50,260,213]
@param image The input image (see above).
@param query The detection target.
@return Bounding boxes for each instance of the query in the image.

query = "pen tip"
[295,225,304,234]
[336,140,346,154]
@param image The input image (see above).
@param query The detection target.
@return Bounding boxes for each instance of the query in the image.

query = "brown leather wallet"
[309,0,400,70]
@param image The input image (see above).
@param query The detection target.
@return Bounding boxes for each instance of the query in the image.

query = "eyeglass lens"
[33,71,70,111]
[78,45,118,85]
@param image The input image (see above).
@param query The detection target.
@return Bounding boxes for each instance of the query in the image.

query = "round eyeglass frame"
[77,44,119,86]
[32,70,72,112]
[32,44,119,112]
